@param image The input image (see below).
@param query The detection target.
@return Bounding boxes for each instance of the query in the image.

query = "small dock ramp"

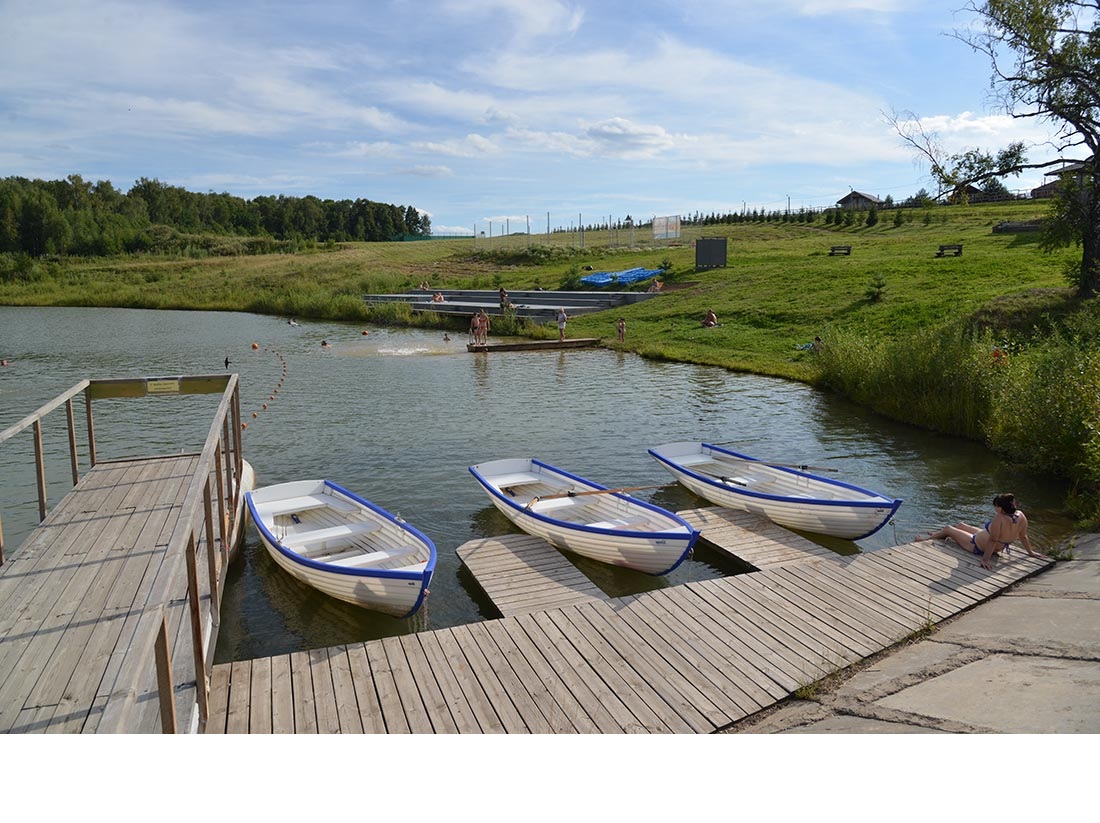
[677,506,840,569]
[456,534,610,617]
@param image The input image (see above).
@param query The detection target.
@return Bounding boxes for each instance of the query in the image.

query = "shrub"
[865,273,887,302]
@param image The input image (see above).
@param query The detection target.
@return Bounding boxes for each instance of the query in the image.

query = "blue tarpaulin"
[579,267,663,287]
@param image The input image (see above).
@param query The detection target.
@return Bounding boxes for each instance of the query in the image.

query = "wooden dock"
[456,534,611,617]
[0,376,248,734]
[677,506,842,569]
[206,539,1052,733]
[466,338,601,353]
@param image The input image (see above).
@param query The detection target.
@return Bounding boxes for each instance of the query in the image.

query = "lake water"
[0,305,1074,663]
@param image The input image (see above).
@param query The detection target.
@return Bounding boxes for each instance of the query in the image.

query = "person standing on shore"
[617,317,626,343]
[556,308,569,342]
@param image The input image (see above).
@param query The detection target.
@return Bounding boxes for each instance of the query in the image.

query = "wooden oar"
[524,483,674,509]
[692,469,747,487]
[706,452,839,473]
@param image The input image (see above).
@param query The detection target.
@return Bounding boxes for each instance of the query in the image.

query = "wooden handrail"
[99,374,241,732]
[4,374,244,731]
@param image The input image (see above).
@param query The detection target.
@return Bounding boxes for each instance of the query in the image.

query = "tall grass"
[816,314,1100,522]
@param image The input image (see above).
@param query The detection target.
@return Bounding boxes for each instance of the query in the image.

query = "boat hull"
[246,479,435,618]
[469,457,697,575]
[649,441,902,540]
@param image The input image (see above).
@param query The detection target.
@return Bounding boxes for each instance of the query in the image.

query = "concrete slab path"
[735,533,1100,734]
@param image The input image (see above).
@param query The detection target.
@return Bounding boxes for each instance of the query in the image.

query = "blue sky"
[1,0,1066,235]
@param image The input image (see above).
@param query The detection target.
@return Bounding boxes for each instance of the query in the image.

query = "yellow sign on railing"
[146,379,181,395]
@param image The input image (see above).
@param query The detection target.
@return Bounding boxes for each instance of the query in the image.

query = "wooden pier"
[0,376,249,733]
[206,536,1052,734]
[456,534,611,617]
[466,338,601,353]
[676,506,843,569]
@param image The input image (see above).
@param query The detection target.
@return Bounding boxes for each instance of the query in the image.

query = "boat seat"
[493,472,544,488]
[285,521,380,550]
[325,545,422,568]
[254,493,357,519]
[529,495,597,512]
[676,453,716,467]
[586,516,652,531]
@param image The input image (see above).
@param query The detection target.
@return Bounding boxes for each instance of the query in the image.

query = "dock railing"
[0,375,245,732]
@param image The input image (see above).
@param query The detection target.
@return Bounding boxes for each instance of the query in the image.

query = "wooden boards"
[456,534,611,618]
[206,539,1053,734]
[676,505,842,569]
[466,338,601,353]
[0,456,198,733]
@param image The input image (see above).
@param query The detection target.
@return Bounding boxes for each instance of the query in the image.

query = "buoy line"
[241,345,286,431]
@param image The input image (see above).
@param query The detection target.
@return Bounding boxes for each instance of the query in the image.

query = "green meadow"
[2,199,1098,522]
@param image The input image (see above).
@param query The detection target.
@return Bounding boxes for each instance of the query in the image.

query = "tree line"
[0,175,432,257]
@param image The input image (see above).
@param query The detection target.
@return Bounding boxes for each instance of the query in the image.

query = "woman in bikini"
[922,493,1046,570]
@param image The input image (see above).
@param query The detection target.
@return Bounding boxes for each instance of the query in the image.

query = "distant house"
[837,191,883,210]
[1031,158,1093,199]
[946,184,986,204]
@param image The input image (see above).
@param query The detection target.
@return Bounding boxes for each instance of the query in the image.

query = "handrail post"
[33,419,47,522]
[214,442,229,552]
[155,609,177,734]
[221,417,234,520]
[203,479,221,622]
[65,397,79,486]
[84,386,97,467]
[0,513,5,566]
[185,532,209,726]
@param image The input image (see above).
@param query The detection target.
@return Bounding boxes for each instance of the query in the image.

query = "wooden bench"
[285,521,380,551]
[828,245,852,256]
[253,493,357,519]
[936,243,963,257]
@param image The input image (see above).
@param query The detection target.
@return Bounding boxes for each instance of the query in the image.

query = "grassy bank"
[3,200,1097,521]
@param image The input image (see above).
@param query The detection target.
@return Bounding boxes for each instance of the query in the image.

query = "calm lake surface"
[0,305,1074,663]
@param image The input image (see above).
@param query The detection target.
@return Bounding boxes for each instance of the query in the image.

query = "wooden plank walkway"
[206,540,1053,733]
[677,506,842,569]
[456,534,611,617]
[0,455,218,733]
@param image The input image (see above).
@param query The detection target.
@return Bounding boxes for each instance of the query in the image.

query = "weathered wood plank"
[327,646,364,734]
[289,650,318,733]
[640,588,777,710]
[480,620,574,733]
[270,654,295,734]
[493,617,601,733]
[676,506,839,568]
[583,599,736,730]
[428,628,507,733]
[448,624,527,733]
[225,660,251,734]
[396,634,457,734]
[364,638,410,733]
[408,632,480,733]
[544,606,680,733]
[456,535,610,617]
[344,644,386,734]
[513,612,632,734]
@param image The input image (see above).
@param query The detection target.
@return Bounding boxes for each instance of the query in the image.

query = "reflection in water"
[0,306,1074,664]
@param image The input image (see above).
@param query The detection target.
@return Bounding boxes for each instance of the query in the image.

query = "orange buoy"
[241,422,247,430]
[262,403,268,409]
[252,412,258,418]
[362,330,369,335]
[252,342,259,350]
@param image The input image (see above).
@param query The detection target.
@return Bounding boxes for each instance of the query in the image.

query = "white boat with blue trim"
[648,441,902,540]
[246,479,435,618]
[469,457,699,575]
